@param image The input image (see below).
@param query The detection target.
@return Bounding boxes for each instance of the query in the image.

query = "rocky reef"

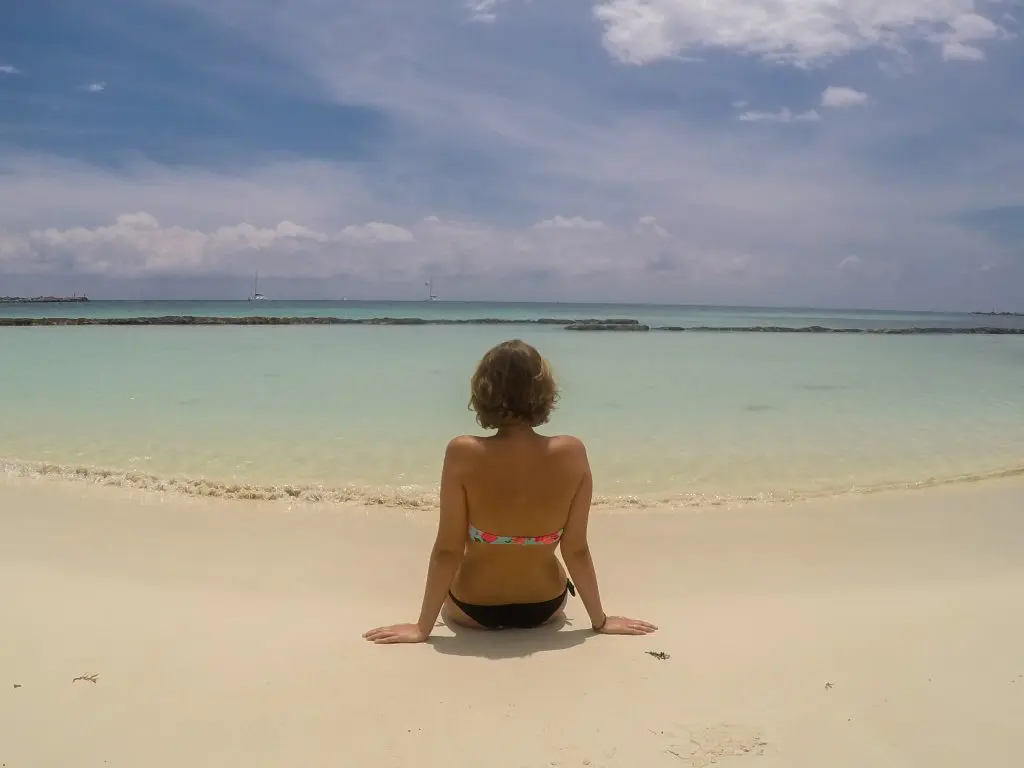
[566,319,650,331]
[1,315,1023,334]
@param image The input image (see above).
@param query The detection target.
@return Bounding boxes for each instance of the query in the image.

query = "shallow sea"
[2,301,1023,508]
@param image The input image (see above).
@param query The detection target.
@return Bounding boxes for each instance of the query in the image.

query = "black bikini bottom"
[449,580,575,629]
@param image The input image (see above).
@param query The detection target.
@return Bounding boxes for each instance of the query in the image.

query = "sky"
[1,0,1023,309]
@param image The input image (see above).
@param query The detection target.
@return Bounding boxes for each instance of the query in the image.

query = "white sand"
[2,476,1023,767]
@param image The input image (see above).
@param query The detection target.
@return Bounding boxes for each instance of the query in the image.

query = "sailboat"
[425,277,438,302]
[248,273,268,301]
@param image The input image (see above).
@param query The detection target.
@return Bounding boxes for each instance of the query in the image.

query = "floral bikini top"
[468,523,563,546]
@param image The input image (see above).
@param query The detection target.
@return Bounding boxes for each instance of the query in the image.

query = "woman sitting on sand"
[364,339,657,644]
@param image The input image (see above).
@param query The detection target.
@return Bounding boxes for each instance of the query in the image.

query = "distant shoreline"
[1,315,1023,334]
[0,296,89,304]
[970,311,1024,317]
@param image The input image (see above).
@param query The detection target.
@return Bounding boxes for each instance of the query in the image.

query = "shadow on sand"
[429,615,591,659]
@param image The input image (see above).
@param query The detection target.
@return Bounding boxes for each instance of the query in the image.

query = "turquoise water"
[2,302,1023,508]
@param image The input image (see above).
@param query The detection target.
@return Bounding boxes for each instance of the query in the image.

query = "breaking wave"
[4,457,1023,511]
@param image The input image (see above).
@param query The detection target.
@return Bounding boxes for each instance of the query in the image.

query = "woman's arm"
[364,437,469,644]
[558,439,607,628]
[558,438,658,636]
[413,437,471,634]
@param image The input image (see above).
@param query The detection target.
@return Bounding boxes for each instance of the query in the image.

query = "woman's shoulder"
[444,433,587,456]
[445,434,486,455]
[545,434,587,454]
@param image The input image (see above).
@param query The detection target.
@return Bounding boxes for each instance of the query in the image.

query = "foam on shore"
[5,456,1024,511]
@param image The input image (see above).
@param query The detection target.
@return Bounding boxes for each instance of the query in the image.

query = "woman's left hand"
[363,623,430,644]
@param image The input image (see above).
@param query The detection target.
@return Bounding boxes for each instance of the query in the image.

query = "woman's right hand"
[595,615,658,635]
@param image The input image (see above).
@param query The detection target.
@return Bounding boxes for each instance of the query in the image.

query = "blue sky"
[1,0,1022,308]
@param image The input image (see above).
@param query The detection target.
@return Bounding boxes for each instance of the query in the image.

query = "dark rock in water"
[657,325,1024,335]
[367,317,429,325]
[566,322,651,331]
[0,315,649,329]
[564,318,641,327]
[801,384,849,392]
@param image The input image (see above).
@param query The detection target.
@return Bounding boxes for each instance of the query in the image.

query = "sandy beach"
[2,476,1023,767]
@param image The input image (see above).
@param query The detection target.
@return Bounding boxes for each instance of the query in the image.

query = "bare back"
[448,430,588,605]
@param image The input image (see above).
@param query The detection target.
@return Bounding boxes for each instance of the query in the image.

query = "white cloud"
[1,211,687,283]
[0,231,30,261]
[936,12,1003,59]
[30,214,209,274]
[465,0,503,23]
[532,215,608,230]
[0,65,21,75]
[17,213,420,276]
[81,82,107,93]
[635,215,669,237]
[821,86,869,108]
[212,221,330,248]
[340,221,416,244]
[115,212,159,230]
[838,255,863,272]
[942,41,987,59]
[738,108,821,123]
[593,1,1010,67]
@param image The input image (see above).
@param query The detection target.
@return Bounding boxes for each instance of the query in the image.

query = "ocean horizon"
[3,300,1023,509]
